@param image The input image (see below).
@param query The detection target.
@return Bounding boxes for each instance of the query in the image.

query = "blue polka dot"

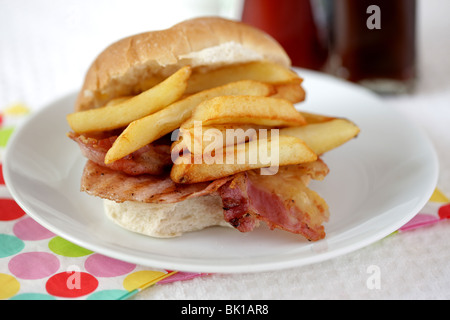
[0,234,25,258]
[87,289,129,300]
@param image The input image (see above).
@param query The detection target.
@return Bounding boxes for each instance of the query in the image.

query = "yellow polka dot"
[0,273,20,299]
[430,188,449,203]
[122,270,166,291]
[4,103,30,116]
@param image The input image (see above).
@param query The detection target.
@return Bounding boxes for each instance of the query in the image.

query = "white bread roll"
[103,196,231,238]
[75,16,291,111]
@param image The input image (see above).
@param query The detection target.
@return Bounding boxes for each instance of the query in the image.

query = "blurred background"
[1,0,449,112]
[0,0,450,107]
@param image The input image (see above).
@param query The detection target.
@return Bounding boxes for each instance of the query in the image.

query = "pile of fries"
[67,61,359,183]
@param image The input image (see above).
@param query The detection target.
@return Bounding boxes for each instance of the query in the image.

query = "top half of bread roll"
[75,17,291,112]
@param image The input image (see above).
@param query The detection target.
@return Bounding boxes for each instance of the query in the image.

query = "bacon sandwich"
[67,17,359,241]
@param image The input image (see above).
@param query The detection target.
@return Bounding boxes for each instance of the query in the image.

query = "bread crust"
[75,17,291,111]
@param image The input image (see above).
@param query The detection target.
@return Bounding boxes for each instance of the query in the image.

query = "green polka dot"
[0,234,25,258]
[10,293,57,300]
[48,236,93,257]
[0,127,14,147]
[87,289,129,300]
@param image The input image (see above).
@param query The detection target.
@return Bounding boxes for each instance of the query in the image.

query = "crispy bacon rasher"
[68,132,172,175]
[219,161,329,241]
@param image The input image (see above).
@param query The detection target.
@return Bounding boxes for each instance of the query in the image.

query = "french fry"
[104,80,274,164]
[179,124,271,155]
[181,95,307,130]
[170,135,317,183]
[185,61,301,94]
[299,111,336,124]
[271,81,306,104]
[104,96,133,107]
[280,118,360,155]
[67,66,192,133]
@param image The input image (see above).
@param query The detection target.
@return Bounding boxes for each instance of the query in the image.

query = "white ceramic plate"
[3,69,438,273]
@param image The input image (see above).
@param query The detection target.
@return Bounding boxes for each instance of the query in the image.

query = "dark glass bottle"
[328,0,416,94]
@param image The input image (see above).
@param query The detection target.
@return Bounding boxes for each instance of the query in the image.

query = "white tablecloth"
[1,0,448,300]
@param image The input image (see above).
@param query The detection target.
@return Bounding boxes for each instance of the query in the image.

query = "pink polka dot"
[399,213,440,231]
[9,252,60,279]
[13,217,55,240]
[84,254,135,277]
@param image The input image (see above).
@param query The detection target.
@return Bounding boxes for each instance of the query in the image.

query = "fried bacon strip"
[69,132,172,175]
[80,160,232,204]
[218,160,330,241]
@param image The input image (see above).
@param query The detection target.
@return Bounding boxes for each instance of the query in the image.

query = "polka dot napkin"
[0,196,204,300]
[0,104,448,300]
